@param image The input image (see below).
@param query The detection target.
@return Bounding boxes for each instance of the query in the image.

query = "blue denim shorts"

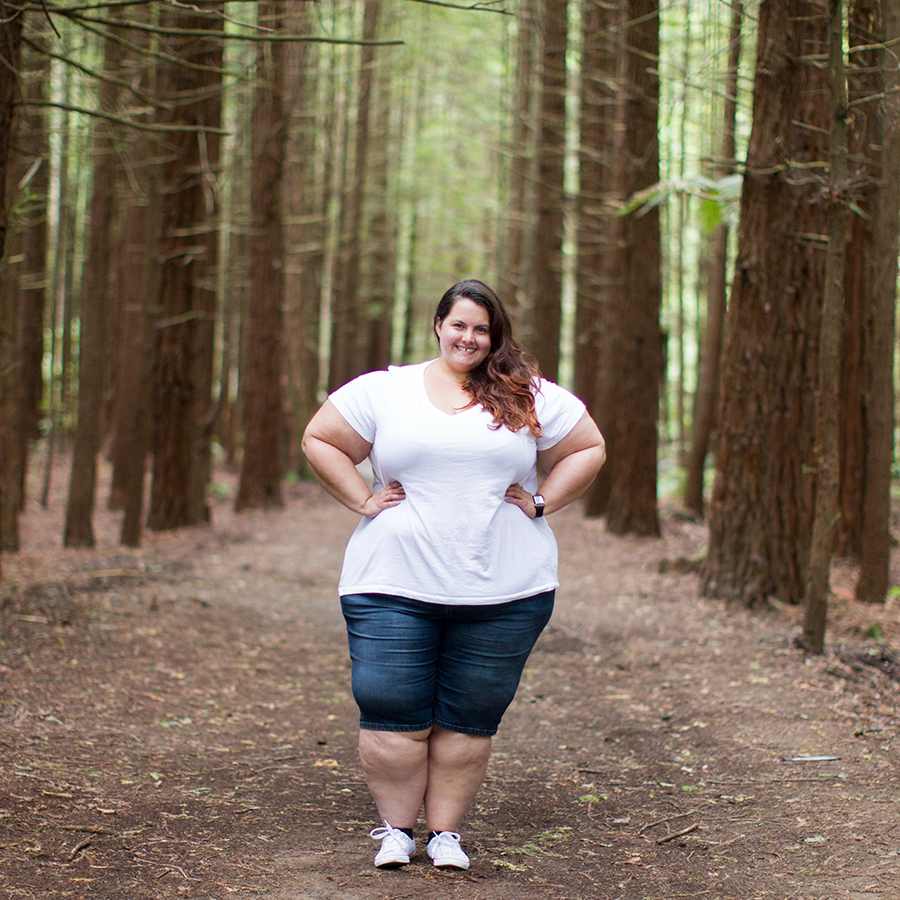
[340,591,555,737]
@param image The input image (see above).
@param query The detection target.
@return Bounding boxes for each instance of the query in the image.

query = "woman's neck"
[429,356,471,386]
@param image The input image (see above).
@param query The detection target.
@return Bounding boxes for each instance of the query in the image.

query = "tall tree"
[0,42,48,550]
[578,0,623,519]
[328,0,381,390]
[703,0,831,607]
[110,6,162,546]
[528,0,567,380]
[148,7,224,530]
[115,158,161,547]
[683,0,743,517]
[0,1,24,570]
[574,0,620,414]
[852,0,899,604]
[282,2,322,477]
[800,0,850,652]
[499,0,539,331]
[64,22,122,547]
[361,10,396,376]
[603,0,662,537]
[16,50,49,504]
[235,1,287,511]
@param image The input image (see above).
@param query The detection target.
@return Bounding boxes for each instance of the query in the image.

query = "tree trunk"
[580,0,625,520]
[574,0,620,414]
[113,19,162,547]
[64,23,122,548]
[855,0,899,604]
[684,0,743,517]
[117,175,161,548]
[499,0,539,333]
[0,40,46,549]
[528,0,567,380]
[604,0,662,537]
[13,45,49,521]
[800,0,850,653]
[328,0,380,391]
[0,2,23,571]
[282,4,322,479]
[148,7,224,530]
[361,20,395,376]
[703,0,830,607]
[236,2,287,512]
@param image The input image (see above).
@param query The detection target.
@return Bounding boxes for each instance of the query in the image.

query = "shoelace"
[430,830,462,848]
[369,822,411,844]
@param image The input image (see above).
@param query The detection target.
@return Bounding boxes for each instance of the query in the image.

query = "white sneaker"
[426,831,470,870]
[369,822,416,868]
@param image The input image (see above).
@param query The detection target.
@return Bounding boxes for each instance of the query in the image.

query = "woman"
[301,279,605,871]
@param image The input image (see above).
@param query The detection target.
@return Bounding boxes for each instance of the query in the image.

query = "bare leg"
[358,728,431,828]
[424,727,492,833]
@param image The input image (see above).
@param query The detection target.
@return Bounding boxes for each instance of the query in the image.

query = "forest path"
[1,471,899,899]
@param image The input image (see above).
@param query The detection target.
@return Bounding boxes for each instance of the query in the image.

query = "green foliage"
[621,174,742,234]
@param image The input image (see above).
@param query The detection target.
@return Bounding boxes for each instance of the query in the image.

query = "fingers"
[504,483,534,517]
[362,481,405,518]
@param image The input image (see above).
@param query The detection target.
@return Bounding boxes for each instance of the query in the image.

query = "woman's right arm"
[301,400,405,518]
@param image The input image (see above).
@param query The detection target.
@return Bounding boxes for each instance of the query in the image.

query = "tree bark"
[854,0,899,604]
[361,17,395,376]
[580,0,625,519]
[604,0,662,537]
[574,0,619,414]
[10,45,49,526]
[235,1,287,512]
[114,29,163,546]
[684,1,742,518]
[703,0,831,607]
[499,0,539,333]
[0,3,23,570]
[528,0,568,380]
[328,0,380,391]
[148,7,224,530]
[282,3,322,479]
[65,22,122,548]
[800,0,850,653]
[117,177,161,548]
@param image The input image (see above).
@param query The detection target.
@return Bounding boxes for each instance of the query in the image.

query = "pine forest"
[0,0,898,653]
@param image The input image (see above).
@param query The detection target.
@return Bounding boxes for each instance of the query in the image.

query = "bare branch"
[401,0,512,12]
[40,6,404,45]
[39,0,61,38]
[21,35,170,110]
[18,100,231,135]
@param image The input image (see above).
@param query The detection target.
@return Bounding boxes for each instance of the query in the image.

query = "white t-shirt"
[329,360,586,605]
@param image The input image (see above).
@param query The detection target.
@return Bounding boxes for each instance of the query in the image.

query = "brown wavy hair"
[433,280,543,437]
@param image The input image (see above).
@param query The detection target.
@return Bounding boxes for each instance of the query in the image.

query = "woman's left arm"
[505,413,606,518]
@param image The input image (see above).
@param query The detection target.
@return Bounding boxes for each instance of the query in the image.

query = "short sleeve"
[328,370,390,443]
[534,379,587,450]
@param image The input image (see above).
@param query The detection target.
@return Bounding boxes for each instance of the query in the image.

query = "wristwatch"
[532,494,546,518]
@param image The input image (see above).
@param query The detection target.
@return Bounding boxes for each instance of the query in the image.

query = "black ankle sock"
[398,828,414,839]
[428,830,440,842]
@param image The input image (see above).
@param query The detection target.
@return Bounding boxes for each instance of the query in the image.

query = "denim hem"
[359,720,434,733]
[433,719,497,738]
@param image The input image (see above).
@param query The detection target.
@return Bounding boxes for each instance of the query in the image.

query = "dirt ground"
[1,462,899,900]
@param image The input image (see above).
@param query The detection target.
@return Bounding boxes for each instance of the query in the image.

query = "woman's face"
[434,298,492,376]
